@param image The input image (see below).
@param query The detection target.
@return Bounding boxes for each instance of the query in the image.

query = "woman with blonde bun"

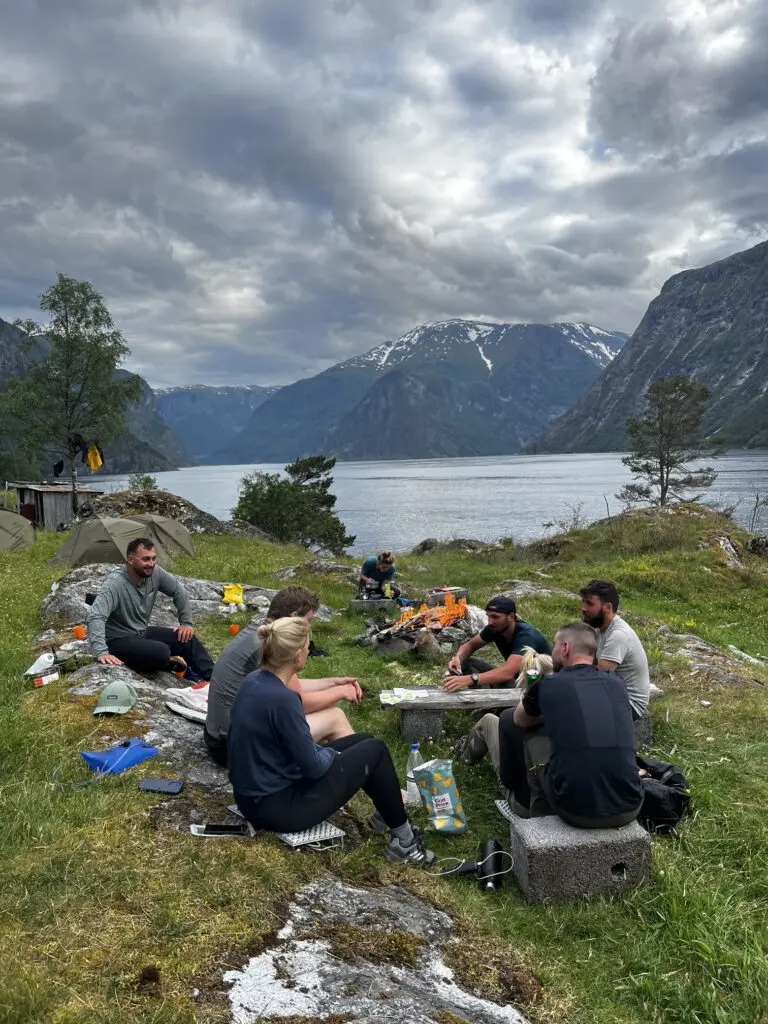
[228,617,435,865]
[453,647,554,775]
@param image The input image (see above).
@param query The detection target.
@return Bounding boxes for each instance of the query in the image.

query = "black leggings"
[107,626,214,679]
[235,733,407,833]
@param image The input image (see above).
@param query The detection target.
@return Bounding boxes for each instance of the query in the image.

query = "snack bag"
[222,583,244,605]
[413,757,467,833]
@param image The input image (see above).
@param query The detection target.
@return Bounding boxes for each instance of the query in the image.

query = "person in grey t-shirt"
[204,585,361,767]
[579,580,650,718]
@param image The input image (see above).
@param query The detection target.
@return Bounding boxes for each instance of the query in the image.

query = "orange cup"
[229,624,240,636]
[72,624,87,640]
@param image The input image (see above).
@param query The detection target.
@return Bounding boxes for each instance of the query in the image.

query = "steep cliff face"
[217,319,627,463]
[531,240,768,453]
[155,384,280,461]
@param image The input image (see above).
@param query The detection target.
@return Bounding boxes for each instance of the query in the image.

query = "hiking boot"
[167,656,187,676]
[383,826,436,867]
[453,729,487,764]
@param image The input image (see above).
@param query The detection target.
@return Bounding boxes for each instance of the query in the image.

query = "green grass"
[1,508,768,1023]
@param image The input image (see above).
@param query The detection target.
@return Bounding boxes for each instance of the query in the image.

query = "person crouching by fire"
[359,551,401,599]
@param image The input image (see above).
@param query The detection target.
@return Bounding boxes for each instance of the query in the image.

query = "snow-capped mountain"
[213,319,627,464]
[344,319,625,374]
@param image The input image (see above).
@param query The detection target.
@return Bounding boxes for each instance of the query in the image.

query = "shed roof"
[9,481,104,494]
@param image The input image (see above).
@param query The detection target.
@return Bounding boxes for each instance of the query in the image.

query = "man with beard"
[579,580,650,720]
[443,595,551,692]
[87,537,214,679]
[497,621,643,827]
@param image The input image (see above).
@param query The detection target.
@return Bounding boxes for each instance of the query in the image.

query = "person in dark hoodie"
[228,616,435,865]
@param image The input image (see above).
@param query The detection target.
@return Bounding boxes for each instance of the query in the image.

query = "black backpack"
[637,756,691,833]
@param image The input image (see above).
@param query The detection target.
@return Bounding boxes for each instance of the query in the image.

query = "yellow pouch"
[222,583,244,605]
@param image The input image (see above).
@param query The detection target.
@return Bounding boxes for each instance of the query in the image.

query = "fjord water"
[95,450,768,555]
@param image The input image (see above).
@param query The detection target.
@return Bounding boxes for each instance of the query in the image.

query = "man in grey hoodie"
[86,537,214,679]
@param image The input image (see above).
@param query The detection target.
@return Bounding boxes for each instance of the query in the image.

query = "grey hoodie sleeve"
[155,566,193,626]
[86,579,119,658]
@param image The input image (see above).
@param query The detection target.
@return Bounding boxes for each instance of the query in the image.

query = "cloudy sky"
[1,0,766,387]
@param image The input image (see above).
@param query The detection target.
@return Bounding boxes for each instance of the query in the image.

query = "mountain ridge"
[154,384,280,461]
[210,319,628,464]
[529,239,768,453]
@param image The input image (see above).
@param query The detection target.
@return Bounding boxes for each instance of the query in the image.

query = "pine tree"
[617,375,720,507]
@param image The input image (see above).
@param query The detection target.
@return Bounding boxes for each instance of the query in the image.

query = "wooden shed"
[10,482,104,531]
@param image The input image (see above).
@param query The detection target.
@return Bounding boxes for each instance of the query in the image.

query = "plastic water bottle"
[406,743,424,806]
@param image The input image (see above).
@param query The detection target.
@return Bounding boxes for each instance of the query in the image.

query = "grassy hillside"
[1,508,767,1023]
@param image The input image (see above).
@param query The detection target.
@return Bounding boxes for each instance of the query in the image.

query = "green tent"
[0,509,34,552]
[49,516,173,568]
[129,513,195,557]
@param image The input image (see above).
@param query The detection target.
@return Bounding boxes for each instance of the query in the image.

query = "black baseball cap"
[485,595,517,615]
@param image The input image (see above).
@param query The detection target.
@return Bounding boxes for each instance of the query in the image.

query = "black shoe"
[308,640,329,658]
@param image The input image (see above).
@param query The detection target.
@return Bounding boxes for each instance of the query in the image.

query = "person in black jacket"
[228,616,435,865]
[498,620,643,827]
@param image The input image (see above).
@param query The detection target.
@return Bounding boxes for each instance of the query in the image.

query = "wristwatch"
[471,672,480,685]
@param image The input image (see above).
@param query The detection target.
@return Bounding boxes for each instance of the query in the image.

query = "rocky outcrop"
[411,537,502,555]
[274,558,359,584]
[41,564,336,628]
[703,534,745,569]
[657,626,765,688]
[747,536,768,558]
[66,662,229,793]
[78,489,271,538]
[225,878,536,1023]
[497,579,579,600]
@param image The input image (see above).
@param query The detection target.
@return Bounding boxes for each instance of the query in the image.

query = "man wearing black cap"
[443,595,552,692]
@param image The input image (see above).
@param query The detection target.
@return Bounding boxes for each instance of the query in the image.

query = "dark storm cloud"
[0,0,764,386]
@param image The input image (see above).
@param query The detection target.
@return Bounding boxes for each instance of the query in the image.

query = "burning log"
[356,591,475,657]
[389,591,468,634]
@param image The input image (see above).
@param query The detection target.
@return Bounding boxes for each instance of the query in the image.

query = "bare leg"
[308,707,354,744]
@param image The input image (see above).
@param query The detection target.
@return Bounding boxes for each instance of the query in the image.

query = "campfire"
[393,591,468,632]
[356,590,474,657]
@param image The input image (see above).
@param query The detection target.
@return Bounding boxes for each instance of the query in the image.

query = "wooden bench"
[379,686,523,742]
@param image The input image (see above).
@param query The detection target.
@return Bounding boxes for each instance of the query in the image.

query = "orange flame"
[394,590,467,630]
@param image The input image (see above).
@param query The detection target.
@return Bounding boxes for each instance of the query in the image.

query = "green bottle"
[525,669,541,691]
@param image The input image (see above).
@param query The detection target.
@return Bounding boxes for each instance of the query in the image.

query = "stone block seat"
[349,598,398,614]
[508,811,651,902]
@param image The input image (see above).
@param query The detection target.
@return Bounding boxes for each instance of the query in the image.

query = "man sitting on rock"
[579,579,650,720]
[87,537,214,679]
[359,550,400,598]
[205,585,362,767]
[498,621,643,827]
[443,595,551,691]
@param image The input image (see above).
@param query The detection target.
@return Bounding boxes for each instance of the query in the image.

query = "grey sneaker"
[383,826,436,867]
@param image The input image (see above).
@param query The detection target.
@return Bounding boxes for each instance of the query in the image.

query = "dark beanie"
[485,595,517,615]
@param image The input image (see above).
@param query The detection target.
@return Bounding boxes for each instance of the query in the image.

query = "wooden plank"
[380,687,523,710]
